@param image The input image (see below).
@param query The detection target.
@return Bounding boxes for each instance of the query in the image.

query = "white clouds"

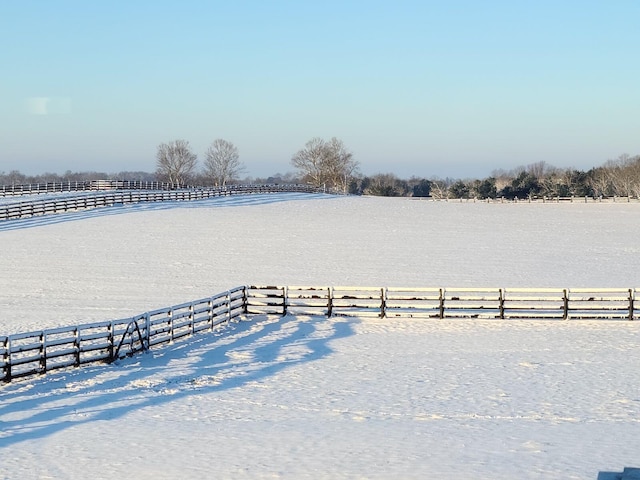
[25,97,72,115]
[26,97,49,115]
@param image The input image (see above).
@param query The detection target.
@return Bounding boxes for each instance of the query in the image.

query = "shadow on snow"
[0,192,336,232]
[0,314,356,447]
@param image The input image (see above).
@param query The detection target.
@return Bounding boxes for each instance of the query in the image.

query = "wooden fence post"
[563,289,569,320]
[629,289,635,321]
[499,288,505,319]
[39,332,46,374]
[74,327,81,366]
[207,299,214,330]
[144,312,151,346]
[380,288,386,318]
[242,286,248,314]
[327,287,333,317]
[168,308,174,343]
[439,288,445,319]
[3,336,11,382]
[282,286,288,316]
[108,321,114,362]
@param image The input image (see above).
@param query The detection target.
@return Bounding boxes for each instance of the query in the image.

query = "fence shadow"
[0,192,335,232]
[0,314,355,447]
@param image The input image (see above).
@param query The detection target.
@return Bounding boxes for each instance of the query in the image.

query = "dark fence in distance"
[0,184,330,221]
[3,180,638,203]
[2,285,637,383]
[0,180,190,197]
[423,195,639,203]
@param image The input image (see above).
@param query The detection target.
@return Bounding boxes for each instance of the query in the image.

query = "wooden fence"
[245,285,638,320]
[0,180,190,197]
[1,287,246,382]
[0,184,327,221]
[2,285,637,383]
[430,196,640,203]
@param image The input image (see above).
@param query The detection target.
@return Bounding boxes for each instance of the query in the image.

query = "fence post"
[145,312,151,346]
[169,308,174,343]
[242,286,248,314]
[108,321,114,361]
[327,287,333,317]
[499,288,505,319]
[40,332,46,374]
[74,327,81,366]
[563,289,569,320]
[3,336,11,382]
[207,299,214,330]
[439,288,445,319]
[283,286,288,316]
[629,289,635,321]
[380,288,386,318]
[190,303,195,335]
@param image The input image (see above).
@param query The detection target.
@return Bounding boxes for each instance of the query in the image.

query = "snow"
[0,189,129,206]
[1,193,640,479]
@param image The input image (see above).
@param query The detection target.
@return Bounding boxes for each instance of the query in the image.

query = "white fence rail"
[0,184,328,221]
[245,285,637,320]
[2,285,637,383]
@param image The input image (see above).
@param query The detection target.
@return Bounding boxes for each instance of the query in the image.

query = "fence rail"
[2,285,637,383]
[0,184,329,221]
[245,286,638,320]
[0,180,191,197]
[1,287,246,382]
[421,195,640,203]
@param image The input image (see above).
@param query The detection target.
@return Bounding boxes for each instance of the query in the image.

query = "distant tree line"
[2,144,639,199]
[0,169,157,185]
[350,154,640,199]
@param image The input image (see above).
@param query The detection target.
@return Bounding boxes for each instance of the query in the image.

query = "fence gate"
[112,317,148,361]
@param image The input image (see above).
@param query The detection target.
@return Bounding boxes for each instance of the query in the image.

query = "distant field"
[1,193,639,334]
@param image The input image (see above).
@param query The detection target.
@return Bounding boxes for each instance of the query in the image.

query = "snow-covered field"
[1,193,640,479]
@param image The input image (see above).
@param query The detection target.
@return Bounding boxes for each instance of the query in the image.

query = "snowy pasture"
[1,193,640,479]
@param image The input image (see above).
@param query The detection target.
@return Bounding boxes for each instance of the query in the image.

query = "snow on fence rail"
[2,286,637,383]
[0,184,328,221]
[245,286,638,320]
[0,287,246,382]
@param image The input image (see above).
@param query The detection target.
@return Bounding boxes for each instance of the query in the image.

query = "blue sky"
[1,1,638,179]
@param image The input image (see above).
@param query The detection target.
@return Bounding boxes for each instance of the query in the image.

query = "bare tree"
[629,155,640,198]
[4,170,27,185]
[527,161,551,180]
[326,137,359,193]
[203,139,244,186]
[588,167,612,197]
[603,155,633,197]
[490,169,512,193]
[156,139,198,186]
[291,137,359,192]
[429,178,450,199]
[291,137,327,187]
